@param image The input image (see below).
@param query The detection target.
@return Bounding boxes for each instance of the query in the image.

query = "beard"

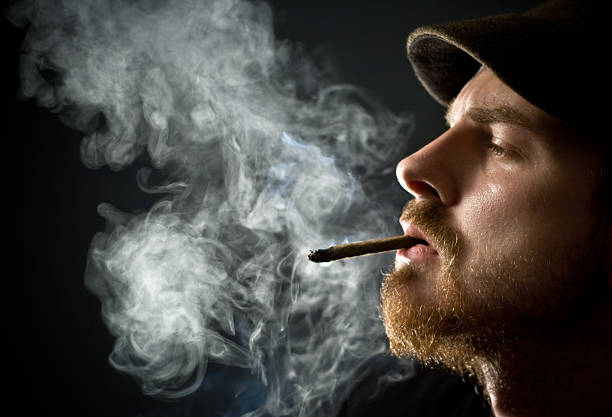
[380,199,609,379]
[380,199,486,372]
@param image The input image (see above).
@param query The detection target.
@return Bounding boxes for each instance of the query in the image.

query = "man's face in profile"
[381,67,610,368]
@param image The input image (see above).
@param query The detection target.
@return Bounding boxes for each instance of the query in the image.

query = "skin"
[384,67,612,416]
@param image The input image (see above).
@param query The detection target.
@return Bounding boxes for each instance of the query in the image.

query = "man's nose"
[395,130,460,206]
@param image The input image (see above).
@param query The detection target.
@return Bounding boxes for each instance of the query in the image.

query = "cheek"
[455,170,595,268]
[456,180,524,255]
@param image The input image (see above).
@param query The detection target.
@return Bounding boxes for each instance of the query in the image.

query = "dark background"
[15,1,540,416]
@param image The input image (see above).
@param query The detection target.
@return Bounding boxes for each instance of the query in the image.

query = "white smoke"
[11,0,416,415]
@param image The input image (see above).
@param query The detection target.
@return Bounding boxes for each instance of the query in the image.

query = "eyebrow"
[445,103,532,130]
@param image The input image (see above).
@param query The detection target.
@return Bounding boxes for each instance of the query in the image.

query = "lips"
[397,221,439,263]
[401,222,431,246]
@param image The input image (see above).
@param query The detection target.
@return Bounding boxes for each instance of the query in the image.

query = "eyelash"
[487,142,508,157]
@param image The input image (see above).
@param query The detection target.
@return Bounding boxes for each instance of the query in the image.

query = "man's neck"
[478,317,612,417]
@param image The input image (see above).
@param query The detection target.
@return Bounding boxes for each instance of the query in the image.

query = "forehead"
[445,67,558,133]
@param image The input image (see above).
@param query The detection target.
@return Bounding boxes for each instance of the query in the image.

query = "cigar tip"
[308,249,329,263]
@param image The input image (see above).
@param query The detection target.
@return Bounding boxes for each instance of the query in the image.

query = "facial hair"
[380,199,492,372]
[380,199,609,378]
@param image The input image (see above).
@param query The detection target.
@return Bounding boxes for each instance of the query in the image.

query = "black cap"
[406,0,603,134]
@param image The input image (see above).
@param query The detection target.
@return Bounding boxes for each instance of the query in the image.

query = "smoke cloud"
[12,0,416,415]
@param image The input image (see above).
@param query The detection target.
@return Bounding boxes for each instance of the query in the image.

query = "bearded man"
[380,1,611,416]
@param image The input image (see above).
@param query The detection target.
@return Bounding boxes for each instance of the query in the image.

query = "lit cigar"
[308,235,426,263]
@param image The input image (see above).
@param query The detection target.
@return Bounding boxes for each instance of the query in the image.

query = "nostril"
[406,180,440,200]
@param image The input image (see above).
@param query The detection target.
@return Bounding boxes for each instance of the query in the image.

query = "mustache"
[400,199,460,265]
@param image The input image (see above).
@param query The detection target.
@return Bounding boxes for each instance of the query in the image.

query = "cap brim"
[406,13,557,108]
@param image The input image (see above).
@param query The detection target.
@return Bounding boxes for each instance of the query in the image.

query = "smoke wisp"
[12,0,416,415]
